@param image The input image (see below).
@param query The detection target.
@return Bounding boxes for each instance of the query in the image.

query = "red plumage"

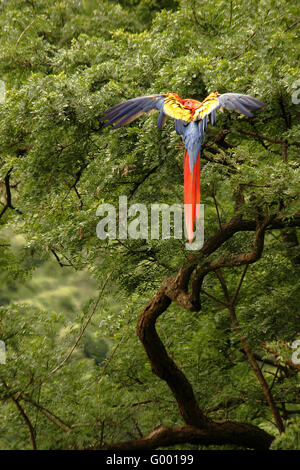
[184,151,200,243]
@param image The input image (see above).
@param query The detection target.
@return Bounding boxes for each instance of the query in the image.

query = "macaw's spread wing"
[100,94,166,129]
[217,93,266,116]
[100,93,195,130]
[166,92,265,159]
[193,92,265,131]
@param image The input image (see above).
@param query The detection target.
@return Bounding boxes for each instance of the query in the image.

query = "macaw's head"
[182,92,220,109]
[181,98,202,109]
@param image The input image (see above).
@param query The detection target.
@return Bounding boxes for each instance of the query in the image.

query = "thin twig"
[216,272,285,434]
[201,288,228,306]
[232,264,249,305]
[50,273,112,375]
[16,19,35,45]
[50,248,71,267]
[285,17,300,32]
[1,379,36,449]
[97,330,126,383]
[25,399,71,432]
[99,421,105,448]
[212,191,222,231]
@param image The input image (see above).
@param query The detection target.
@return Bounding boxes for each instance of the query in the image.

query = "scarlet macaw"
[100,91,265,242]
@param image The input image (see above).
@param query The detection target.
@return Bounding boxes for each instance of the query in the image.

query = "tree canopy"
[0,0,299,450]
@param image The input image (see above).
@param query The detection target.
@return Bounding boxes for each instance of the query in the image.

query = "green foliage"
[271,418,300,450]
[0,0,299,450]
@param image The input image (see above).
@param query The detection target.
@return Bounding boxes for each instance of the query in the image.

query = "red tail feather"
[184,151,201,243]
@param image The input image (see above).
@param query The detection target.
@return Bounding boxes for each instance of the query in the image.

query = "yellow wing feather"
[163,94,193,122]
[193,92,219,120]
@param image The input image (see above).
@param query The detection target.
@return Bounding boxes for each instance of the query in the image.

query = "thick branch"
[104,423,273,450]
[133,212,288,449]
[0,168,22,218]
[236,129,300,148]
[137,287,209,428]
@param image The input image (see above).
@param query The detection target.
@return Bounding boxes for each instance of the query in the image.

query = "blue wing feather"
[101,95,165,128]
[210,109,216,126]
[174,119,187,136]
[157,110,167,129]
[217,93,265,117]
